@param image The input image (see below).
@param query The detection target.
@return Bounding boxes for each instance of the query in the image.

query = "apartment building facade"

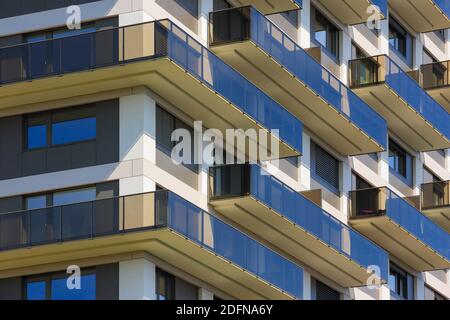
[0,0,448,300]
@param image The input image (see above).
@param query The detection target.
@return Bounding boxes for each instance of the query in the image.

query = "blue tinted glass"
[27,125,47,149]
[26,195,47,210]
[51,274,96,300]
[27,281,46,300]
[53,188,96,206]
[52,117,96,145]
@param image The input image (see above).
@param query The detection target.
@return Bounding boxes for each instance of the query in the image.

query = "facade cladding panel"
[0,100,119,180]
[0,1,102,19]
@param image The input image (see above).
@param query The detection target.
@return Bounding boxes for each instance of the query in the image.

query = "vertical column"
[341,160,352,220]
[198,288,214,300]
[378,14,389,55]
[414,152,424,196]
[340,30,352,85]
[378,284,391,300]
[302,270,312,300]
[414,33,424,70]
[119,258,156,300]
[415,273,425,300]
[446,149,450,172]
[379,139,389,183]
[300,132,311,190]
[198,0,213,44]
[119,92,157,196]
[299,0,311,49]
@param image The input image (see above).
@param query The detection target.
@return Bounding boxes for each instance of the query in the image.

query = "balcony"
[315,0,387,25]
[349,55,450,152]
[421,181,450,233]
[389,0,450,32]
[209,6,387,156]
[0,190,303,300]
[0,20,302,160]
[226,0,302,15]
[421,60,450,113]
[209,164,389,287]
[349,187,450,271]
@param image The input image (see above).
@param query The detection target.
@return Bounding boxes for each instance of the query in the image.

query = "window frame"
[388,263,415,300]
[24,268,96,300]
[311,7,341,61]
[389,16,413,67]
[155,268,175,301]
[388,139,413,186]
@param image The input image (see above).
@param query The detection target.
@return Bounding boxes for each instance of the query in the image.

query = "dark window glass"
[315,280,340,300]
[26,281,46,300]
[388,139,412,182]
[50,274,96,300]
[156,105,198,172]
[156,269,175,300]
[389,17,412,62]
[213,0,232,10]
[175,0,198,17]
[312,142,340,191]
[313,9,340,59]
[51,117,96,145]
[435,29,446,42]
[389,264,414,300]
[352,173,373,190]
[281,10,299,27]
[27,124,47,149]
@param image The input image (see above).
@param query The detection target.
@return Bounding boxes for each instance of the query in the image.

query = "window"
[53,187,96,206]
[25,270,96,300]
[388,139,413,185]
[156,269,175,300]
[423,50,437,65]
[51,117,96,145]
[27,124,47,149]
[26,112,96,150]
[311,142,340,192]
[156,105,198,172]
[25,195,47,210]
[312,9,340,59]
[175,0,198,17]
[389,17,413,65]
[281,10,299,27]
[388,264,414,300]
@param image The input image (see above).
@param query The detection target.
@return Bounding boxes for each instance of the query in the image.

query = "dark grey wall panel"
[96,100,119,165]
[0,100,119,181]
[46,145,72,172]
[96,263,119,300]
[22,150,47,177]
[71,141,96,168]
[0,277,22,300]
[0,116,22,179]
[96,181,118,199]
[0,196,23,214]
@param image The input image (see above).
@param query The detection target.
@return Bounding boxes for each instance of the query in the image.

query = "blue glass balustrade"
[383,56,450,140]
[0,20,302,155]
[351,187,450,261]
[384,188,450,260]
[0,190,303,299]
[210,7,387,150]
[210,164,389,282]
[370,0,387,18]
[350,55,450,140]
[435,0,450,18]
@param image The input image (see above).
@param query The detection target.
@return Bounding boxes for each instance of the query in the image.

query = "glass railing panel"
[384,189,450,260]
[422,61,449,89]
[61,201,93,240]
[210,7,387,150]
[246,164,388,281]
[167,21,302,153]
[350,188,384,217]
[370,0,387,17]
[383,56,450,139]
[209,164,250,198]
[30,207,62,245]
[422,181,449,209]
[435,0,450,17]
[0,210,29,250]
[167,191,303,298]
